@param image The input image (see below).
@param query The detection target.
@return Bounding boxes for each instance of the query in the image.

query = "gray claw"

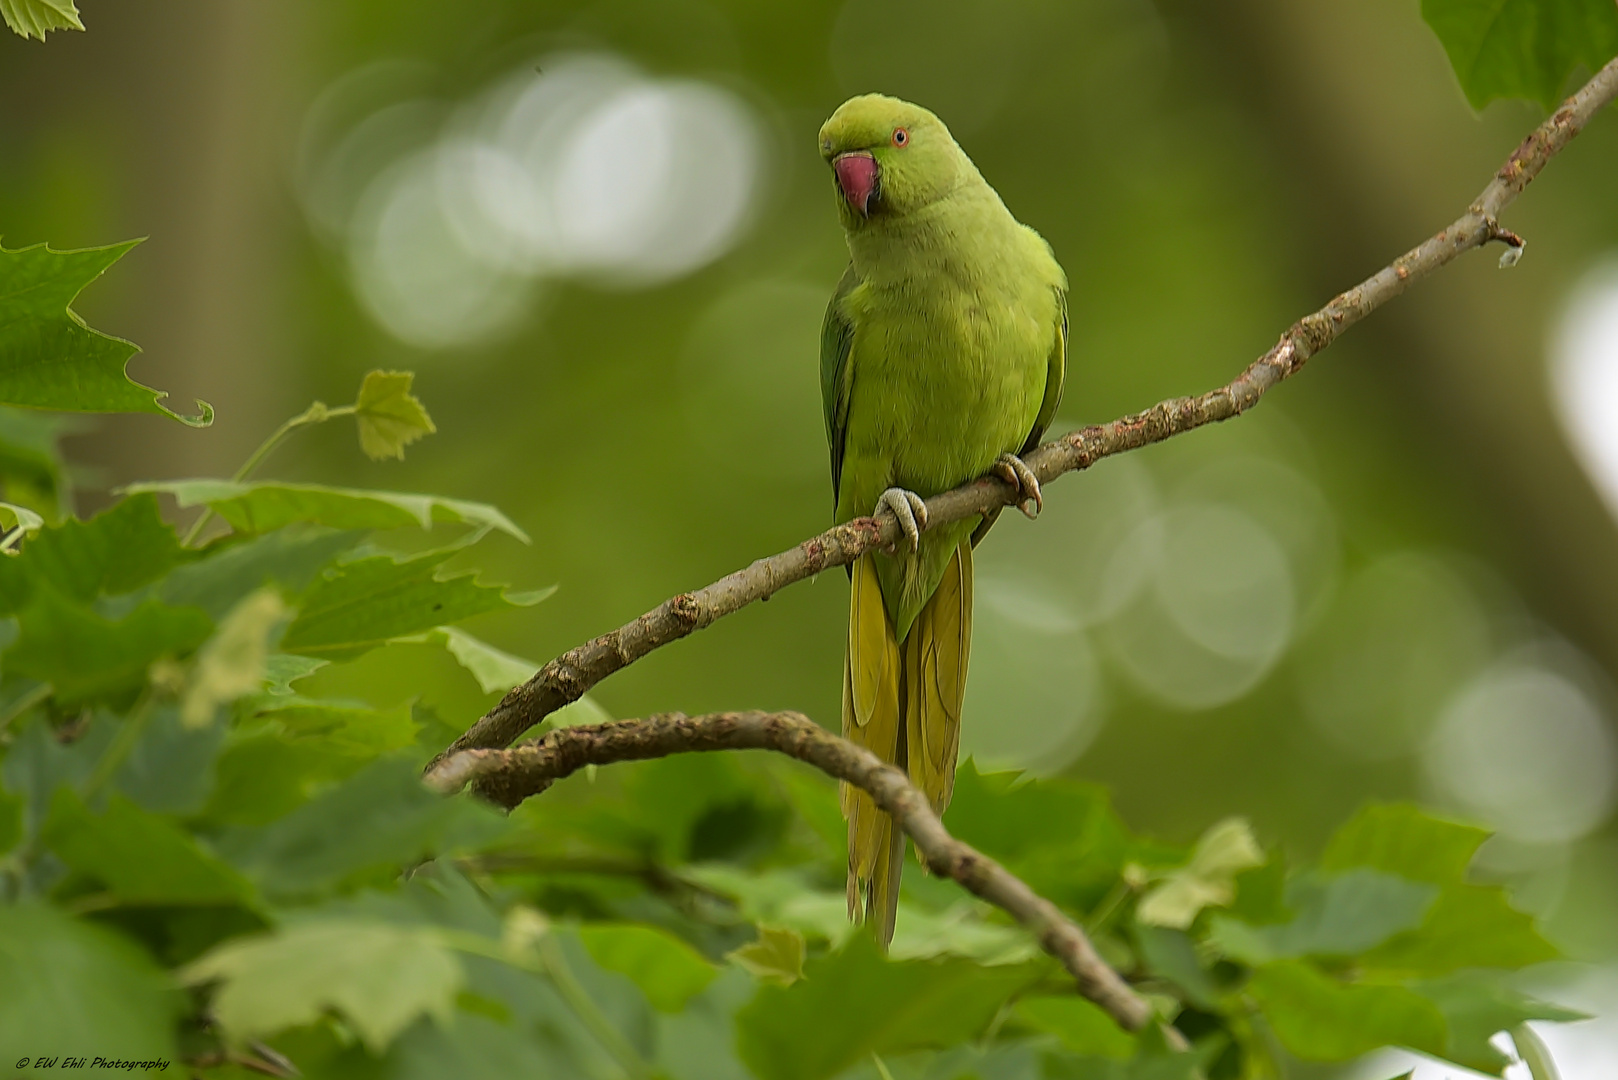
[876,487,928,552]
[994,453,1043,519]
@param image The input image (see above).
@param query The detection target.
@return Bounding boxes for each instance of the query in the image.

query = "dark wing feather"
[1022,287,1068,454]
[821,263,860,511]
[972,287,1068,547]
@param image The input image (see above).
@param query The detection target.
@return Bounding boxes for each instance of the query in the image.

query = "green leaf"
[946,762,1165,911]
[383,1008,575,1079]
[354,369,437,460]
[682,865,854,944]
[1227,857,1290,927]
[1417,971,1587,1072]
[1137,818,1263,929]
[183,918,464,1052]
[1014,995,1137,1059]
[181,588,286,727]
[577,922,718,1012]
[0,711,113,849]
[394,625,539,694]
[198,727,363,827]
[280,545,542,663]
[0,241,209,422]
[1320,803,1489,885]
[0,406,72,518]
[6,592,212,705]
[250,694,420,755]
[656,967,757,1080]
[124,479,527,541]
[1359,883,1559,975]
[1134,926,1220,1010]
[727,925,806,986]
[1421,0,1618,109]
[734,934,1045,1080]
[109,703,226,815]
[1207,870,1436,964]
[0,904,176,1062]
[158,525,363,620]
[262,652,329,695]
[888,903,1038,964]
[1247,960,1448,1061]
[215,756,505,898]
[42,788,255,905]
[0,493,190,614]
[1,0,82,40]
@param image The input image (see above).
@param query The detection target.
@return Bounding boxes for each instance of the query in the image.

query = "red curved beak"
[833,152,879,217]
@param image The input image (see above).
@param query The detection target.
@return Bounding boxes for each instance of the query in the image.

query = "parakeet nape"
[820,94,1067,944]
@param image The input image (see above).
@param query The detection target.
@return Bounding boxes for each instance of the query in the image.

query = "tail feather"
[843,545,974,945]
[907,542,972,820]
[842,553,902,931]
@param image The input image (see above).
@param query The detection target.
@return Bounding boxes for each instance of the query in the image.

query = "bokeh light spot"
[299,53,764,349]
[1552,255,1618,523]
[963,568,1101,775]
[1424,655,1617,844]
[1298,552,1494,761]
[1102,503,1294,710]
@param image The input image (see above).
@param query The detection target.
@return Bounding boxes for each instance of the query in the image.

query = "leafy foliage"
[0,343,1586,1080]
[1422,0,1618,108]
[125,480,526,540]
[183,919,466,1051]
[0,242,209,423]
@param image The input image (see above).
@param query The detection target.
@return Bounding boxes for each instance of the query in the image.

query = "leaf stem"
[538,935,655,1080]
[1084,877,1135,935]
[182,402,355,546]
[0,682,52,739]
[436,926,653,1080]
[80,693,156,802]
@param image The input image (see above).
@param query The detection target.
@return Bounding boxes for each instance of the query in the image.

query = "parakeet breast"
[835,198,1060,511]
[832,188,1064,634]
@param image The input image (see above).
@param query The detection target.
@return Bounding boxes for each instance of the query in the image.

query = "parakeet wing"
[820,263,860,511]
[972,286,1068,547]
[1022,287,1068,455]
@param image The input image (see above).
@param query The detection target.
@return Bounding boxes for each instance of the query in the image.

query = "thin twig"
[427,710,1164,1038]
[182,402,355,546]
[433,55,1618,766]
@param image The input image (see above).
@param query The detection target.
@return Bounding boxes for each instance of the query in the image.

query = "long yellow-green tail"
[842,543,973,944]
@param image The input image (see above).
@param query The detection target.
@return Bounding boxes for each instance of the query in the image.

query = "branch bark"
[427,710,1163,1036]
[435,55,1618,766]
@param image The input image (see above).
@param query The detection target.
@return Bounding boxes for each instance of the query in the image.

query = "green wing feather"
[1022,287,1068,454]
[971,286,1068,547]
[820,264,860,512]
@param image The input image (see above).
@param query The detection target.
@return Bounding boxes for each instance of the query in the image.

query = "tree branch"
[426,710,1164,1037]
[424,52,1618,1049]
[435,56,1618,766]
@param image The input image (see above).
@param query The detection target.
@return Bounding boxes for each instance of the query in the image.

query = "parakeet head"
[819,94,967,226]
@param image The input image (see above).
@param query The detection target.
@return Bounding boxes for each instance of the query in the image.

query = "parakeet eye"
[891,127,909,147]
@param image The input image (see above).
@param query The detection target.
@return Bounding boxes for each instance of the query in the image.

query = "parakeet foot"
[994,453,1042,519]
[875,487,929,553]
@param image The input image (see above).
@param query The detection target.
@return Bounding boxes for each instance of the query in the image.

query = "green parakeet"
[819,94,1068,943]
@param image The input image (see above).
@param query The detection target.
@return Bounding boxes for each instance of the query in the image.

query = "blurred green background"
[3,1,1617,1071]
